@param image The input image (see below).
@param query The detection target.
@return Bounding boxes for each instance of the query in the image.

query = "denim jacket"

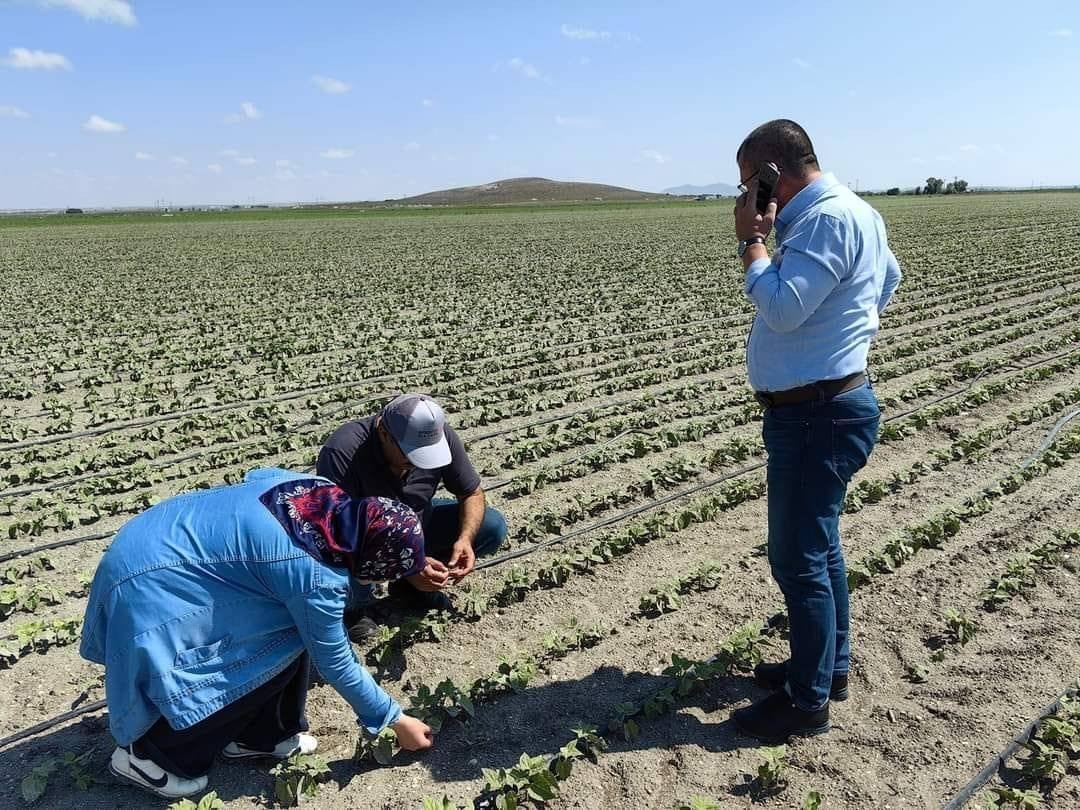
[80,468,402,746]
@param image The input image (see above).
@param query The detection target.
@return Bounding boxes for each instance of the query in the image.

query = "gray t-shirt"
[315,416,481,528]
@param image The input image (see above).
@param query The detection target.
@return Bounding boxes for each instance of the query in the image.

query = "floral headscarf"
[259,479,425,581]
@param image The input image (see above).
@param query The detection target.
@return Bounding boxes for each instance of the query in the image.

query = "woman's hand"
[407,559,450,592]
[391,714,434,751]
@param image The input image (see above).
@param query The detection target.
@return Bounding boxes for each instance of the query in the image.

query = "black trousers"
[133,653,311,778]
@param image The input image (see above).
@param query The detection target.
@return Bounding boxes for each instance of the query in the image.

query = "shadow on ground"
[0,663,768,807]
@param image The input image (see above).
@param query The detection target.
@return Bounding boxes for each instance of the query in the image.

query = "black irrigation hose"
[0,532,114,566]
[941,683,1079,810]
[0,700,107,751]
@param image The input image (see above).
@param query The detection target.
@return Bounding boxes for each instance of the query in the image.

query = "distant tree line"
[920,177,968,195]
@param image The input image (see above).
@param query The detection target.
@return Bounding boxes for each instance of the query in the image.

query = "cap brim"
[401,436,452,469]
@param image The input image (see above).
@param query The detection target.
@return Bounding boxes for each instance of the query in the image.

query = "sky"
[0,0,1077,209]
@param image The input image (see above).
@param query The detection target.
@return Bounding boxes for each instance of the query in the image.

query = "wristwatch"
[737,235,767,258]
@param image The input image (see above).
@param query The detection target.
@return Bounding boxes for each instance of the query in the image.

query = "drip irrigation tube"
[1019,408,1080,470]
[0,700,106,752]
[941,683,1078,810]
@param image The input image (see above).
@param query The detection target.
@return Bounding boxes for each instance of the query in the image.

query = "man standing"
[317,393,507,636]
[730,120,902,741]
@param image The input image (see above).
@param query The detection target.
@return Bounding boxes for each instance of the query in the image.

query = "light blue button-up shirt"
[744,172,902,392]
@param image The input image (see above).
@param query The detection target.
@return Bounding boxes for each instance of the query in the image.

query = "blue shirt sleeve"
[879,247,902,314]
[286,583,402,734]
[744,215,848,334]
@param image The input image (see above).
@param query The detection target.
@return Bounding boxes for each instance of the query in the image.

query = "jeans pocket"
[831,415,880,483]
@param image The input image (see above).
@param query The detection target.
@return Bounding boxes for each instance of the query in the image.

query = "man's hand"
[734,177,777,241]
[391,714,434,751]
[447,539,476,582]
[406,559,450,592]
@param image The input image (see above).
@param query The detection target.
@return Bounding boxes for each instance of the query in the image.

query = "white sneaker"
[222,732,318,760]
[109,746,209,799]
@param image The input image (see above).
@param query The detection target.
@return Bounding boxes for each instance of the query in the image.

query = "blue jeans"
[347,499,508,611]
[763,383,880,711]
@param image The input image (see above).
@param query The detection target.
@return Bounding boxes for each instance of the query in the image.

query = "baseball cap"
[380,393,452,469]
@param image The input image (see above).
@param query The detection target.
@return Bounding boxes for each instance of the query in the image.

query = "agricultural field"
[0,191,1078,809]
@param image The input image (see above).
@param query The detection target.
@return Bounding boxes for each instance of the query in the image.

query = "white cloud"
[508,57,543,80]
[40,0,136,26]
[560,23,637,41]
[134,151,154,160]
[207,163,223,174]
[404,141,420,151]
[3,47,72,70]
[1049,28,1073,37]
[320,148,354,159]
[312,74,350,94]
[275,159,292,168]
[555,114,599,128]
[0,105,31,119]
[792,57,812,69]
[225,101,261,123]
[83,114,125,133]
[641,149,671,165]
[169,155,187,165]
[234,156,257,166]
[421,98,434,107]
[959,143,979,152]
[561,24,612,40]
[220,149,239,158]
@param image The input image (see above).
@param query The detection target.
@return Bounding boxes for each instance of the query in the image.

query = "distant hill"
[664,182,741,197]
[397,177,664,206]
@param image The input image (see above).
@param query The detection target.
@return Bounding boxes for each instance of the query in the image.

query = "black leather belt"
[754,372,866,409]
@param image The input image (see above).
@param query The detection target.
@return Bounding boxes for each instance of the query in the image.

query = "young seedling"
[905,663,931,684]
[607,702,641,741]
[675,798,720,810]
[638,584,682,617]
[269,753,330,807]
[1039,717,1080,756]
[457,589,488,621]
[481,753,560,807]
[802,790,824,810]
[943,608,977,646]
[20,750,92,803]
[353,727,397,766]
[1021,739,1067,783]
[168,791,225,810]
[983,786,1044,809]
[755,745,788,790]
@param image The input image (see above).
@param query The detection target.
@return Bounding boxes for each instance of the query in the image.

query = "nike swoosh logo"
[129,759,169,789]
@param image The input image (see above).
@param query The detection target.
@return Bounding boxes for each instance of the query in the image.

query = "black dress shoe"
[733,691,830,743]
[388,580,452,613]
[345,614,381,644]
[754,660,849,701]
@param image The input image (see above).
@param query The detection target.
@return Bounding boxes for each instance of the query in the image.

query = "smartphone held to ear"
[755,162,780,215]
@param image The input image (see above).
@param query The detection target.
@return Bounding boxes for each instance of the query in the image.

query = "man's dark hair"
[737,119,820,177]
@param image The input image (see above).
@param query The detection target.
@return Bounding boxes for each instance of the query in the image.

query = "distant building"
[65,207,84,214]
